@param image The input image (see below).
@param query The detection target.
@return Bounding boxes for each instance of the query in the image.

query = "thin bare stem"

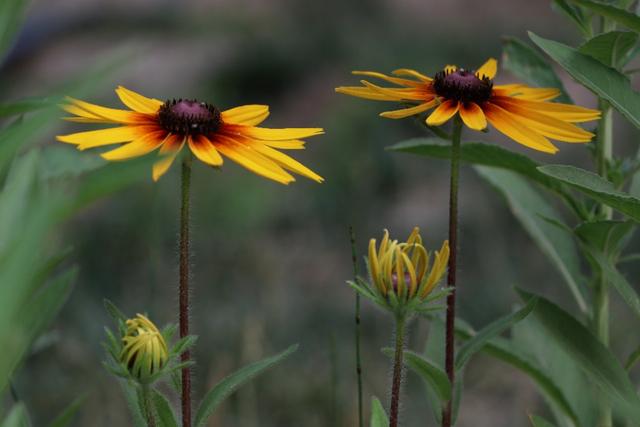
[349,225,364,427]
[389,314,406,427]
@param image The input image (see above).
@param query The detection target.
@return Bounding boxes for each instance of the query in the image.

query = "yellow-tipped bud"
[120,314,168,383]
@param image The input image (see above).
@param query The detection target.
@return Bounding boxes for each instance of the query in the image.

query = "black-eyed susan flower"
[120,314,169,383]
[349,227,449,315]
[57,87,324,183]
[336,58,600,153]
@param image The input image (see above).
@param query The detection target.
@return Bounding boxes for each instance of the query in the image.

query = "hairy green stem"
[349,226,364,427]
[442,116,463,427]
[595,101,613,427]
[389,314,407,427]
[179,155,193,427]
[142,385,157,427]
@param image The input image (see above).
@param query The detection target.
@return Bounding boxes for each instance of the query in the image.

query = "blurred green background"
[3,0,636,425]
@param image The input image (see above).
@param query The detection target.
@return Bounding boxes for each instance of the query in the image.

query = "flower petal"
[221,105,270,126]
[493,85,560,101]
[65,97,145,123]
[444,65,457,74]
[335,86,398,101]
[492,96,600,122]
[459,102,487,130]
[152,135,185,181]
[360,80,431,101]
[115,86,163,114]
[252,143,323,182]
[426,100,459,126]
[56,125,155,149]
[392,69,432,82]
[230,126,324,141]
[188,134,223,166]
[476,58,498,80]
[380,99,437,119]
[483,103,558,153]
[352,70,422,87]
[101,130,166,161]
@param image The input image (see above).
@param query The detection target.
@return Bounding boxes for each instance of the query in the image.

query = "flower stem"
[389,314,407,427]
[179,154,193,427]
[349,226,364,427]
[142,385,157,427]
[595,101,613,427]
[442,116,463,427]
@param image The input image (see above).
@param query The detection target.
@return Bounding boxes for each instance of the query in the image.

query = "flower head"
[57,87,324,183]
[336,58,601,153]
[350,227,449,315]
[120,314,168,383]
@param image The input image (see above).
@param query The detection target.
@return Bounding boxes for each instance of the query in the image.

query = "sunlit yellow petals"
[392,69,432,82]
[476,58,498,80]
[360,81,429,101]
[369,238,383,294]
[152,135,185,181]
[65,97,142,123]
[459,102,487,130]
[221,105,270,126]
[444,65,457,74]
[494,99,594,142]
[57,126,152,149]
[352,70,422,87]
[101,131,166,161]
[426,100,460,126]
[236,126,324,141]
[252,144,324,183]
[115,86,163,114]
[335,86,398,101]
[215,136,294,184]
[380,100,437,119]
[494,96,600,122]
[493,85,560,101]
[188,135,223,167]
[379,229,390,261]
[484,103,558,153]
[262,139,306,150]
[421,241,449,298]
[62,103,103,120]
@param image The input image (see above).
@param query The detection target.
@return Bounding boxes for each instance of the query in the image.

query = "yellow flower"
[336,58,601,153]
[120,314,168,383]
[57,87,324,183]
[368,227,449,302]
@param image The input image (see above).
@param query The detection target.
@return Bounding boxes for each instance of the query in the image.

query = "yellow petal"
[64,97,146,124]
[251,144,323,183]
[335,86,398,101]
[115,86,163,114]
[262,140,306,149]
[380,100,437,119]
[493,85,560,102]
[426,100,459,126]
[360,80,430,101]
[221,105,270,126]
[483,103,559,153]
[476,58,498,80]
[493,96,600,123]
[56,126,153,148]
[233,126,324,141]
[459,102,487,131]
[392,69,432,82]
[152,135,185,181]
[352,70,422,87]
[395,247,406,297]
[101,131,166,161]
[188,135,223,166]
[444,65,457,74]
[368,238,384,294]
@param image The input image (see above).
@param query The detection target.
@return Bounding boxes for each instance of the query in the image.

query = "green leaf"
[455,297,538,371]
[152,390,178,427]
[0,98,55,117]
[516,288,640,422]
[388,139,564,193]
[119,380,146,427]
[529,31,640,129]
[529,414,558,427]
[579,31,638,68]
[370,396,389,427]
[477,167,587,312]
[574,220,634,255]
[49,395,86,427]
[1,403,29,427]
[552,0,592,36]
[39,146,105,180]
[194,344,298,427]
[381,348,450,402]
[568,0,640,33]
[0,0,27,58]
[539,165,640,221]
[502,37,572,103]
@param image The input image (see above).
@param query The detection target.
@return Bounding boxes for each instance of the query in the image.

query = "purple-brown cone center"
[158,99,222,135]
[432,69,493,104]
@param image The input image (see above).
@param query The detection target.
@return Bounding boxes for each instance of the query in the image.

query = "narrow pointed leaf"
[1,403,29,427]
[381,348,450,402]
[579,31,638,68]
[370,396,388,427]
[49,395,86,427]
[529,414,558,427]
[152,390,178,427]
[568,0,640,33]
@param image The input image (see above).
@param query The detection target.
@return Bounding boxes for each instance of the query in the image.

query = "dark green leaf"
[194,344,298,427]
[516,288,640,421]
[0,0,27,58]
[569,0,640,33]
[455,297,537,371]
[389,139,564,193]
[579,31,638,68]
[119,380,146,427]
[539,165,640,221]
[477,167,587,312]
[502,37,572,103]
[49,395,86,427]
[370,396,388,427]
[529,414,558,427]
[552,0,592,36]
[152,390,178,427]
[0,98,55,117]
[574,220,634,255]
[530,31,640,129]
[1,403,29,427]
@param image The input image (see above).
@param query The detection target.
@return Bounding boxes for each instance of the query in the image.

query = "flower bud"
[120,314,168,383]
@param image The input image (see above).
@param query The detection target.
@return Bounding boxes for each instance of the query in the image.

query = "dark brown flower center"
[158,99,222,135]
[432,68,493,104]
